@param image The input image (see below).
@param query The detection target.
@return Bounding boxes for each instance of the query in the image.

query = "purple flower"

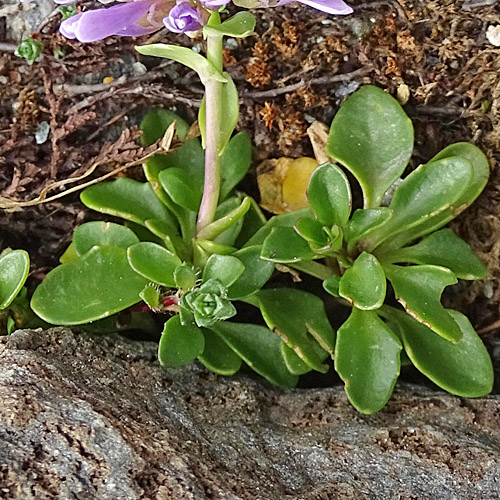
[163,1,204,33]
[275,0,352,15]
[199,0,231,9]
[59,0,171,42]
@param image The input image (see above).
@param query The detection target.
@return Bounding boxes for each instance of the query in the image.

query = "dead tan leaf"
[257,157,318,214]
[307,121,331,164]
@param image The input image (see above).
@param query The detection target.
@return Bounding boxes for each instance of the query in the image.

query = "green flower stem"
[197,12,224,234]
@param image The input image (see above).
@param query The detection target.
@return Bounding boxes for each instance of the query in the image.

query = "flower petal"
[63,1,154,42]
[59,12,82,39]
[277,0,352,14]
[163,2,203,33]
[115,23,158,36]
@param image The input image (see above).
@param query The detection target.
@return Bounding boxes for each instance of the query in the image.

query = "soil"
[1,0,500,337]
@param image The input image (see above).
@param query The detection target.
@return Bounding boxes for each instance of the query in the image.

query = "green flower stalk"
[196,12,224,232]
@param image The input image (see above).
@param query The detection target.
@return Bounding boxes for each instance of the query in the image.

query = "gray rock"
[1,328,500,499]
[1,0,55,43]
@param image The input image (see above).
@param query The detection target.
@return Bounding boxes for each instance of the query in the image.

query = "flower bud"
[163,1,204,34]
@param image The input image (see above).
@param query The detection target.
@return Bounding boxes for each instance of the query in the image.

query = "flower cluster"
[57,0,352,42]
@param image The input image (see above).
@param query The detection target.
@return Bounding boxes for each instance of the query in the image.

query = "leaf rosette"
[179,279,237,328]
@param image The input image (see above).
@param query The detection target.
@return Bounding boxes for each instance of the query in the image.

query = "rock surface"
[1,0,55,43]
[1,328,500,499]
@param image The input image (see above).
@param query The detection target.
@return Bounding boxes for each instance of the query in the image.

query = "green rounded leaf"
[382,306,493,398]
[383,143,490,250]
[370,157,473,250]
[261,226,316,263]
[235,198,267,247]
[139,284,160,309]
[198,328,242,375]
[59,243,78,264]
[136,44,227,84]
[220,132,253,200]
[307,163,351,226]
[196,239,235,257]
[143,148,199,241]
[378,228,487,280]
[174,264,197,291]
[345,208,393,248]
[202,254,245,288]
[281,342,312,375]
[0,249,30,309]
[430,142,489,209]
[31,246,148,325]
[326,86,414,208]
[257,288,335,373]
[335,308,401,414]
[73,221,139,256]
[144,138,205,189]
[159,167,202,212]
[323,274,341,297]
[227,246,275,300]
[81,178,174,228]
[211,197,247,246]
[140,108,189,147]
[144,218,179,240]
[388,156,472,229]
[339,252,386,310]
[197,197,251,242]
[158,315,205,368]
[210,321,299,389]
[294,217,329,247]
[385,264,461,343]
[203,11,256,38]
[127,242,181,287]
[145,218,187,260]
[244,208,314,247]
[280,341,329,376]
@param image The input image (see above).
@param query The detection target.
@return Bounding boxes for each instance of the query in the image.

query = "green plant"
[31,109,330,389]
[31,86,494,411]
[16,38,43,65]
[0,249,31,334]
[259,85,493,413]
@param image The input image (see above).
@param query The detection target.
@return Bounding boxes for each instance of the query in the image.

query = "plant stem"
[196,13,224,234]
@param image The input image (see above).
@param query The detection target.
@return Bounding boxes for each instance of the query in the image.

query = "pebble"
[35,121,50,145]
[335,81,360,98]
[132,62,147,75]
[484,281,494,299]
[224,38,238,50]
[486,25,500,47]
